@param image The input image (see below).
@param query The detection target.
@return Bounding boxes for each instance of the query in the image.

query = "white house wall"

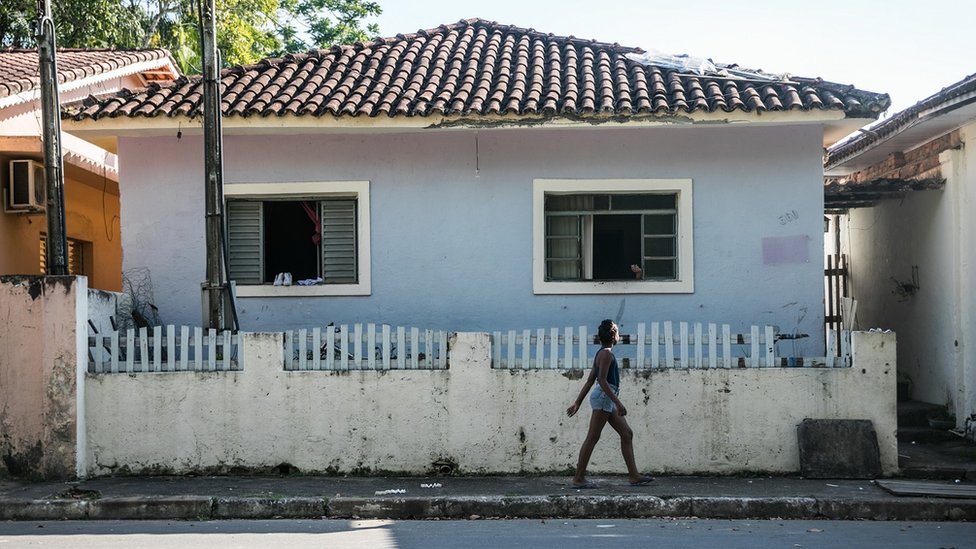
[119,125,826,350]
[842,120,975,427]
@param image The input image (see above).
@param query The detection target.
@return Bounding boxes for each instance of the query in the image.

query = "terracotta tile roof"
[825,72,976,169]
[67,19,890,122]
[0,48,178,99]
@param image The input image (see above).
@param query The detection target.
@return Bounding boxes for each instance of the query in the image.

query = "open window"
[225,181,370,297]
[533,179,693,294]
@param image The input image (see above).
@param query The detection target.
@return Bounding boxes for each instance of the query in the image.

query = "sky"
[365,0,976,118]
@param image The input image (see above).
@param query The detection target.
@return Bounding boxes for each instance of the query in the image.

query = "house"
[825,72,976,438]
[0,49,178,291]
[63,19,889,346]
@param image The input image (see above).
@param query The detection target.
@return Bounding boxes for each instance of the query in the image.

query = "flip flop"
[629,475,655,486]
[572,481,598,489]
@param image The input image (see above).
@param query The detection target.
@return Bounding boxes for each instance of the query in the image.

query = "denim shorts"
[589,384,619,413]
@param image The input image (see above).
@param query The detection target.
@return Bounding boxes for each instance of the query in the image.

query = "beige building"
[0,49,178,291]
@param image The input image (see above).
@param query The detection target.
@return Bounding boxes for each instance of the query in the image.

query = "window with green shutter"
[224,181,370,297]
[226,198,358,285]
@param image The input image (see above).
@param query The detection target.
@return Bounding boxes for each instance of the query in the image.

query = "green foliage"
[0,0,383,72]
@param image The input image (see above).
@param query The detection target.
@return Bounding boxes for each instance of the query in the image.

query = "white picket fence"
[492,322,851,369]
[284,324,449,371]
[88,326,241,373]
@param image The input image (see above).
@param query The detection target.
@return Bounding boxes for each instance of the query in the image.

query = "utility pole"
[35,0,68,275]
[200,0,225,329]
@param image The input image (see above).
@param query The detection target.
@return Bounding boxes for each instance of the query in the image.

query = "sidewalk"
[2,474,974,522]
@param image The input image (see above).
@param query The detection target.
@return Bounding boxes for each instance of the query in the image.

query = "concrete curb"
[2,495,974,521]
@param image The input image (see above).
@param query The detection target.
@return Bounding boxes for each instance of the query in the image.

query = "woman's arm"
[566,363,598,417]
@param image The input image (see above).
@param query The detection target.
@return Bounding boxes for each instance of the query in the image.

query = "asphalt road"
[1,518,973,548]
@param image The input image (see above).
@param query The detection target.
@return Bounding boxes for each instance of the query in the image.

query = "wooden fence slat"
[136,328,146,372]
[396,327,405,370]
[167,325,177,372]
[298,328,308,371]
[564,327,573,370]
[151,326,161,372]
[577,326,587,370]
[839,331,850,367]
[193,327,203,372]
[111,331,120,373]
[722,324,731,368]
[353,324,363,367]
[765,325,776,368]
[339,324,349,371]
[207,328,217,371]
[694,323,703,369]
[221,330,230,371]
[664,322,674,369]
[636,323,645,369]
[438,330,448,369]
[521,329,531,370]
[507,330,516,370]
[424,329,433,368]
[535,328,545,369]
[826,330,837,368]
[311,327,321,371]
[410,327,420,369]
[382,325,392,370]
[651,322,660,369]
[678,322,691,368]
[549,327,559,369]
[750,326,760,368]
[708,323,717,369]
[178,326,188,371]
[325,328,335,371]
[367,324,376,371]
[492,332,502,369]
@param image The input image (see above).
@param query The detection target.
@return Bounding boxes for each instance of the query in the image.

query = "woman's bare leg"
[573,410,610,485]
[607,413,642,482]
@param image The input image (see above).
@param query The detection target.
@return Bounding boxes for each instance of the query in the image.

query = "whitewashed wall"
[84,331,897,477]
[842,120,976,431]
[117,125,827,353]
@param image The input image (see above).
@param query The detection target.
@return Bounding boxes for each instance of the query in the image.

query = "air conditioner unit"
[5,159,46,213]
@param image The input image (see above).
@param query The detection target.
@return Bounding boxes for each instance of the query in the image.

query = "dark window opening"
[263,201,319,282]
[593,214,642,280]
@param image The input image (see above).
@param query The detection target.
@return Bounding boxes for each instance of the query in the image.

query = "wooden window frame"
[225,181,371,297]
[533,179,694,295]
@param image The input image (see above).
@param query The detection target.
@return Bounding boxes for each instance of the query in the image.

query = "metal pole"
[36,0,68,275]
[200,0,225,329]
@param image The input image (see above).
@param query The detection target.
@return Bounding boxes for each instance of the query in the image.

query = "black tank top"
[593,348,619,387]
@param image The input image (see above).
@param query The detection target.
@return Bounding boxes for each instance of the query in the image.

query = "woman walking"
[566,319,654,488]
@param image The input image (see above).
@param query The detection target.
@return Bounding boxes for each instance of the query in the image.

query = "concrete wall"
[117,124,826,352]
[0,276,86,479]
[842,120,975,432]
[83,330,897,477]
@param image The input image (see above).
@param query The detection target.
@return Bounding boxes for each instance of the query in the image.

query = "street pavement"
[2,474,974,522]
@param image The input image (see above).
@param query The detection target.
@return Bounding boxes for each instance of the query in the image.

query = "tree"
[0,0,382,71]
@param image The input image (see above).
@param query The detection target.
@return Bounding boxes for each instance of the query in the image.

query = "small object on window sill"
[273,272,284,286]
[282,272,292,286]
[297,277,323,286]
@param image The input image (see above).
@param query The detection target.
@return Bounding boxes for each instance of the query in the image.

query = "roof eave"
[64,108,853,139]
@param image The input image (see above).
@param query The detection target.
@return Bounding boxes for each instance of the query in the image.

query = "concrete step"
[898,426,961,444]
[897,400,946,428]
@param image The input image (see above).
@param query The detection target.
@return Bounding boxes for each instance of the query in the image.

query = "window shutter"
[226,201,264,284]
[321,199,357,283]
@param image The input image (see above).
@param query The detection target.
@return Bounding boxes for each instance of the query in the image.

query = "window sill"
[534,279,693,295]
[234,283,370,297]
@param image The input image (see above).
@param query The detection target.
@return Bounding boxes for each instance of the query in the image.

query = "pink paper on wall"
[762,235,809,265]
